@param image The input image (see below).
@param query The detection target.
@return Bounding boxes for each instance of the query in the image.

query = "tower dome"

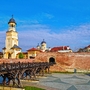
[8,15,16,24]
[41,39,46,44]
[40,39,47,52]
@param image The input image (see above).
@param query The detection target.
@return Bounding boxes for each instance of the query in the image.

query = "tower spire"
[12,15,13,18]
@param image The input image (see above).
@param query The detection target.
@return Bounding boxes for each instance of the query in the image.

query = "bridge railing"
[0,62,54,74]
[0,61,55,87]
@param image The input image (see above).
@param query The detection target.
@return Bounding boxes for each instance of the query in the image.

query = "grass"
[51,71,90,75]
[24,86,45,90]
[51,71,74,74]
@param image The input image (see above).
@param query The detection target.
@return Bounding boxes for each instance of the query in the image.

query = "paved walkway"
[22,73,90,90]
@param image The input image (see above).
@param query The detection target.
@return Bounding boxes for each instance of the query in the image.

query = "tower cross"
[12,15,13,18]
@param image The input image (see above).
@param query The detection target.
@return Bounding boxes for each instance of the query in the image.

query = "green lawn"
[24,86,45,90]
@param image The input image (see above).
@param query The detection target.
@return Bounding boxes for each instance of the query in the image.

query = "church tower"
[2,16,21,59]
[40,39,47,52]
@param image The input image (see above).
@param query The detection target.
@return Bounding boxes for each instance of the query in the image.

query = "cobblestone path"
[22,73,90,90]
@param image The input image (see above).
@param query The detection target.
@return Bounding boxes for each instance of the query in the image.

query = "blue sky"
[0,0,90,51]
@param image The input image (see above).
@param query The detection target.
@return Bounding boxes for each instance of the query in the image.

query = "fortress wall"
[35,52,90,72]
[0,59,34,64]
[0,52,90,72]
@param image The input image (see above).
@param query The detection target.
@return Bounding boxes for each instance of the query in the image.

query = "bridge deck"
[0,61,54,88]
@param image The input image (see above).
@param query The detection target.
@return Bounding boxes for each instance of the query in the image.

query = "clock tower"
[2,16,21,59]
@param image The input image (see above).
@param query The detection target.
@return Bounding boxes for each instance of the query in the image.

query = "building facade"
[2,16,21,59]
[78,45,90,52]
[37,39,47,52]
[50,46,72,52]
[27,47,41,59]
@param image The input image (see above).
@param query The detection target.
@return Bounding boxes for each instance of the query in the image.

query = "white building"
[2,16,21,59]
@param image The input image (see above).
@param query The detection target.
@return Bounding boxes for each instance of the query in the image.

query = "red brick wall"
[35,52,90,72]
[0,52,90,72]
[0,59,34,64]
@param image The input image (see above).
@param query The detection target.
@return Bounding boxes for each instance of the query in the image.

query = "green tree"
[19,52,24,59]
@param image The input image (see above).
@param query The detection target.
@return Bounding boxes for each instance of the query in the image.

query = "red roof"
[17,52,27,55]
[50,46,70,52]
[27,48,39,51]
[83,45,90,49]
[23,52,27,54]
[87,45,90,48]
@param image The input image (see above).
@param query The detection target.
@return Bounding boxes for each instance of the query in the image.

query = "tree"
[19,52,24,59]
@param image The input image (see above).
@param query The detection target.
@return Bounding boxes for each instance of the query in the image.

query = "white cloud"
[17,24,90,51]
[43,13,54,19]
[17,24,49,30]
[0,24,90,52]
[16,19,39,24]
[16,13,54,25]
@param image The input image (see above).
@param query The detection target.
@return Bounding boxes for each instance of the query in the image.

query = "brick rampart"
[0,59,34,63]
[0,52,90,72]
[35,52,90,72]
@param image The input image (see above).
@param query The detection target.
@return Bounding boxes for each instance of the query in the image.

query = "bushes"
[19,53,24,59]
